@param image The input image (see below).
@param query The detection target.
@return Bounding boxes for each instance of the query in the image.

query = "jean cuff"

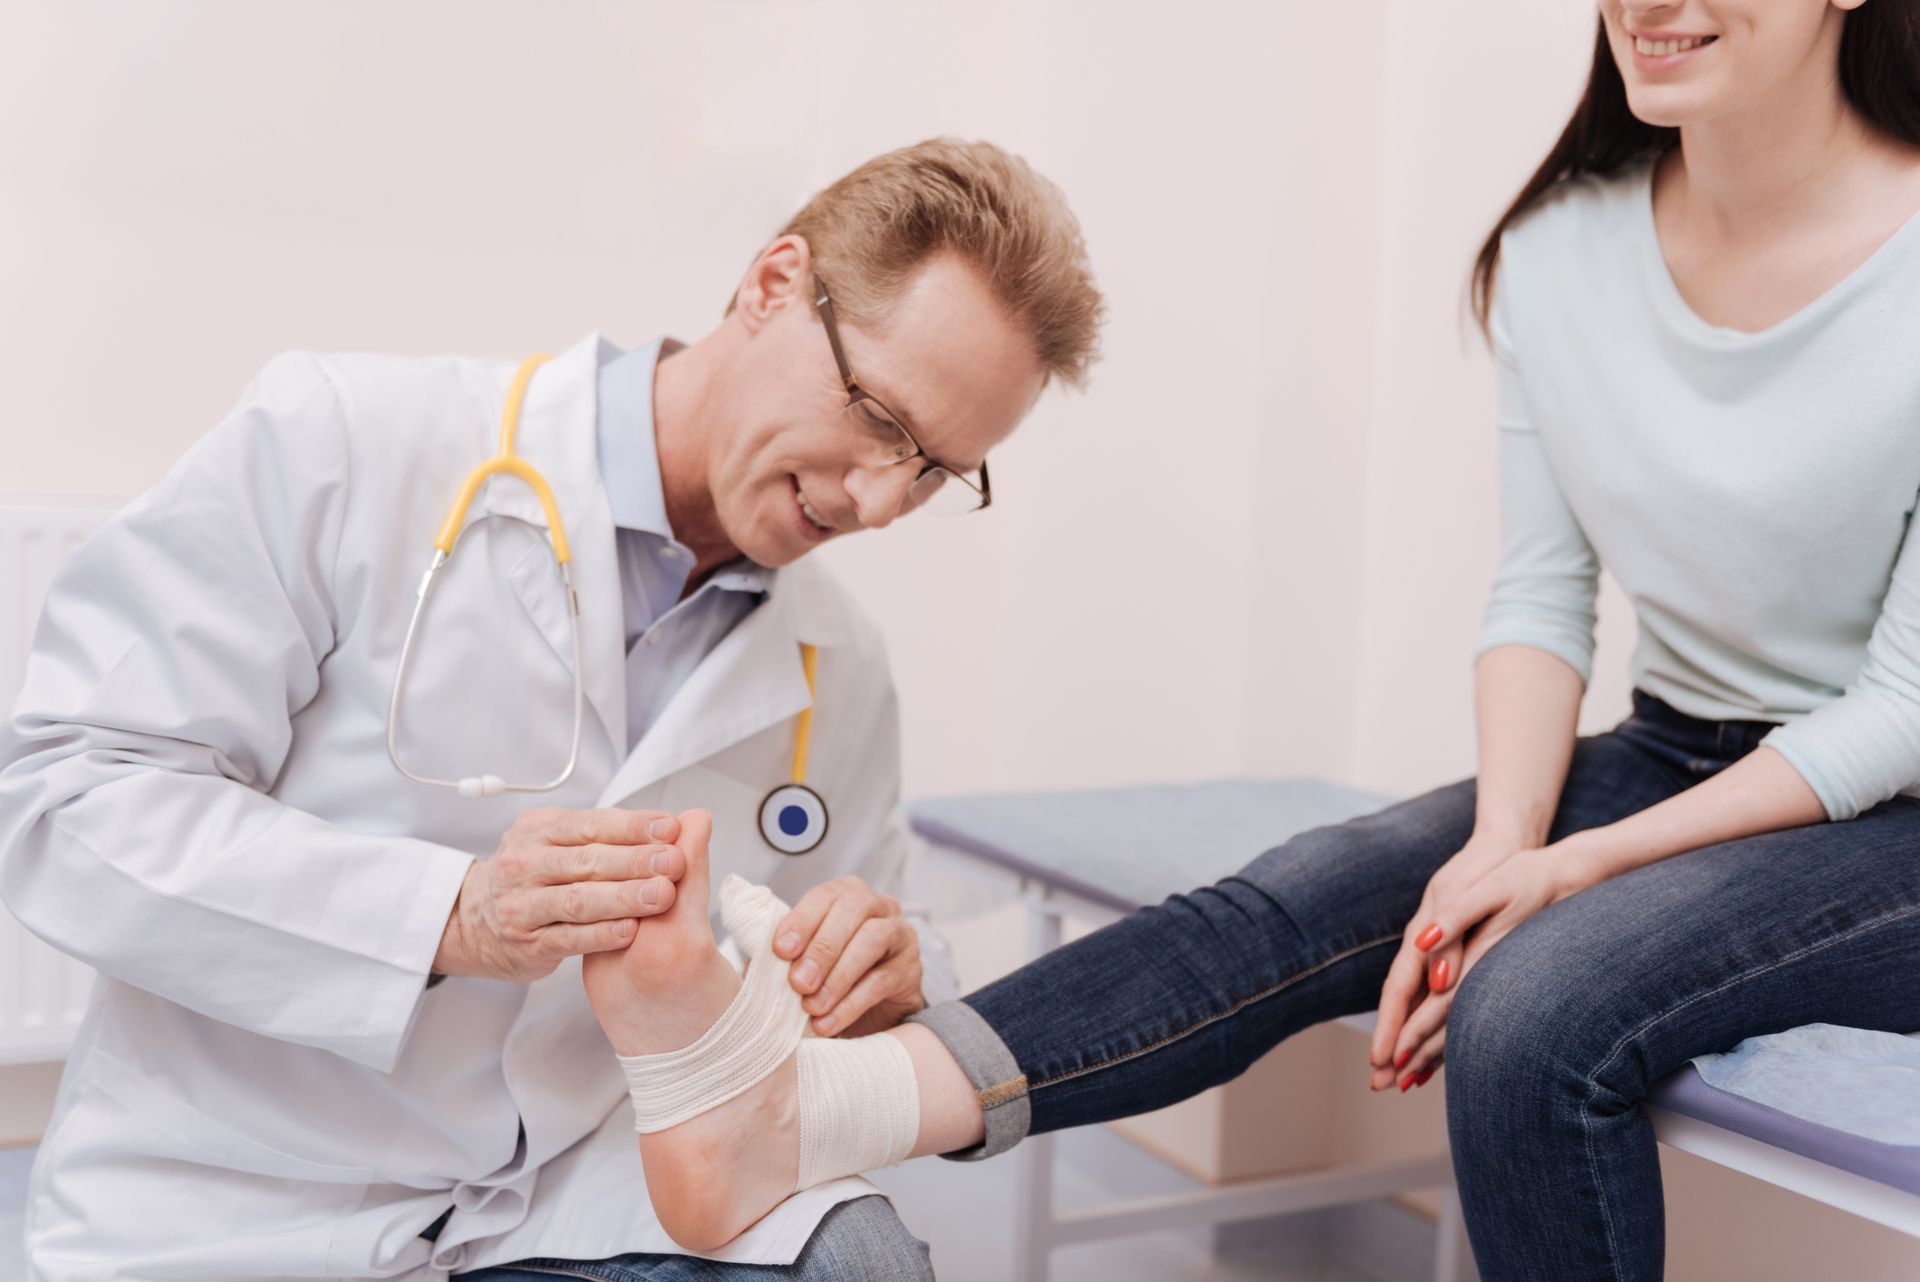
[904,999,1030,1161]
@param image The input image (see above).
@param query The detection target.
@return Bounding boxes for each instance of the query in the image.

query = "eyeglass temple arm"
[813,281,859,394]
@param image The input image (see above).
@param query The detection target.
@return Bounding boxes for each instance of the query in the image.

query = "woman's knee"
[1445,933,1606,1098]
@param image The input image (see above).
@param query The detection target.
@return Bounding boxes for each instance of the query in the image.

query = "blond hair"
[758,137,1104,389]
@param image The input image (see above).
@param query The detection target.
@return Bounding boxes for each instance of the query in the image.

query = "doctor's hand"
[772,876,925,1038]
[432,808,689,983]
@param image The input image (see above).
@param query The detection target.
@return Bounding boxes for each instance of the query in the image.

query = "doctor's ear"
[731,235,814,334]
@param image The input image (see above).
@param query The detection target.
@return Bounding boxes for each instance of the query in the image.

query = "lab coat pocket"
[80,1049,378,1187]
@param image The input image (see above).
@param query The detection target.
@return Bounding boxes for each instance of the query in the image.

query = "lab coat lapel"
[479,336,628,758]
[595,575,815,807]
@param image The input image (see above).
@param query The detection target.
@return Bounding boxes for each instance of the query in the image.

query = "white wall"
[1349,1,1641,795]
[0,0,1406,800]
[0,0,1627,801]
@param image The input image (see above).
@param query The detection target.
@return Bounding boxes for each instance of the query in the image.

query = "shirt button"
[646,633,662,646]
[658,545,683,561]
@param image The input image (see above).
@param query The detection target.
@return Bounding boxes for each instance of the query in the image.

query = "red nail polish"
[1416,924,1442,951]
[1416,1068,1436,1087]
[1394,1048,1413,1071]
[1399,1077,1414,1093]
[1432,959,1451,991]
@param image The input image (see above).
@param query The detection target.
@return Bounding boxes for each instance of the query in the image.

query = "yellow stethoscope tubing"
[791,642,818,785]
[432,355,573,562]
[759,642,827,854]
[387,354,587,799]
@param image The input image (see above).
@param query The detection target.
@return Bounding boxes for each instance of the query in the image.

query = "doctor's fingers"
[774,878,899,973]
[815,948,922,1036]
[535,917,644,962]
[516,806,679,848]
[526,877,678,928]
[534,842,685,886]
[803,916,916,1020]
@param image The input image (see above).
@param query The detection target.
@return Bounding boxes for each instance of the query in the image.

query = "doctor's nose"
[843,462,919,531]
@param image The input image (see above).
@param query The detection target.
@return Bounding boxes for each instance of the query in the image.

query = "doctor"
[0,137,1104,1281]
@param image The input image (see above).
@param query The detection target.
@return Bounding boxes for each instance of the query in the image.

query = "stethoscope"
[387,353,831,856]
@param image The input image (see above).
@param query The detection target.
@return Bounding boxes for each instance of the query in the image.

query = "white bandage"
[619,876,809,1132]
[617,875,920,1190]
[794,1023,919,1187]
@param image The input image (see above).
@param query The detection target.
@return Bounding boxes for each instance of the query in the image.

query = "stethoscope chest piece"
[759,783,829,855]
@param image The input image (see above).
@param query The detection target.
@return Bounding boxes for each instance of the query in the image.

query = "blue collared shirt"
[597,338,769,752]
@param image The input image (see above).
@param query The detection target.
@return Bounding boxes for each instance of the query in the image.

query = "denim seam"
[1027,932,1403,1092]
[491,1267,616,1282]
[1576,898,1920,1280]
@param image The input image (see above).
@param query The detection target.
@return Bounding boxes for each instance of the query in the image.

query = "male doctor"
[0,137,1102,1281]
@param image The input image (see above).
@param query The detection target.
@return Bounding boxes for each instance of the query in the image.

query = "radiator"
[0,499,118,1065]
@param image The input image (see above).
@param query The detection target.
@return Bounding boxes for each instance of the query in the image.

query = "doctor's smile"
[791,478,836,538]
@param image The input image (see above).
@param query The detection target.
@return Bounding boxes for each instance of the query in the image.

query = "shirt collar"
[596,337,772,593]
[596,337,677,538]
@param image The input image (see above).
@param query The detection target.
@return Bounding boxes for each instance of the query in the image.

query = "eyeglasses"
[813,279,992,517]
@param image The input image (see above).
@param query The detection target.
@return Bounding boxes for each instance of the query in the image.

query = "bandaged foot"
[581,811,921,1251]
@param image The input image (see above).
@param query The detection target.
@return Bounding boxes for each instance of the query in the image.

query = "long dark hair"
[1471,5,1920,333]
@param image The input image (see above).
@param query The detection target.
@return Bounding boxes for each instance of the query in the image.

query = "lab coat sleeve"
[0,352,473,1072]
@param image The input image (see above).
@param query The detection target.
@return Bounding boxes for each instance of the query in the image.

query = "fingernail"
[777,932,801,957]
[641,882,660,907]
[647,818,675,840]
[793,959,820,987]
[1399,1077,1414,1093]
[1394,1048,1413,1071]
[649,850,673,875]
[1415,924,1442,951]
[1416,1068,1436,1087]
[1432,959,1451,990]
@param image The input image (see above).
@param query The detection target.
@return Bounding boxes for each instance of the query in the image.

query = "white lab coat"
[0,335,955,1280]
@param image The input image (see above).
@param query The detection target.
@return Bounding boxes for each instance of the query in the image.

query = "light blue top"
[1478,161,1920,820]
[596,338,769,752]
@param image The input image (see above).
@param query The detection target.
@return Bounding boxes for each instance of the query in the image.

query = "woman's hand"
[1368,830,1528,1090]
[1374,839,1609,1089]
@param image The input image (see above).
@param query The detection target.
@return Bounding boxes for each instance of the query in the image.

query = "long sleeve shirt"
[1478,160,1920,821]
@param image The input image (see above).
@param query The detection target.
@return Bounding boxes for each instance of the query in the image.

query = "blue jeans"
[455,1196,932,1282]
[910,692,1920,1281]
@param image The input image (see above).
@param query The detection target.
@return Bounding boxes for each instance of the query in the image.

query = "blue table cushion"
[908,777,1390,913]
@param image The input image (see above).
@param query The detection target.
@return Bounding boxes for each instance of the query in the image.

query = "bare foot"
[581,809,809,1251]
